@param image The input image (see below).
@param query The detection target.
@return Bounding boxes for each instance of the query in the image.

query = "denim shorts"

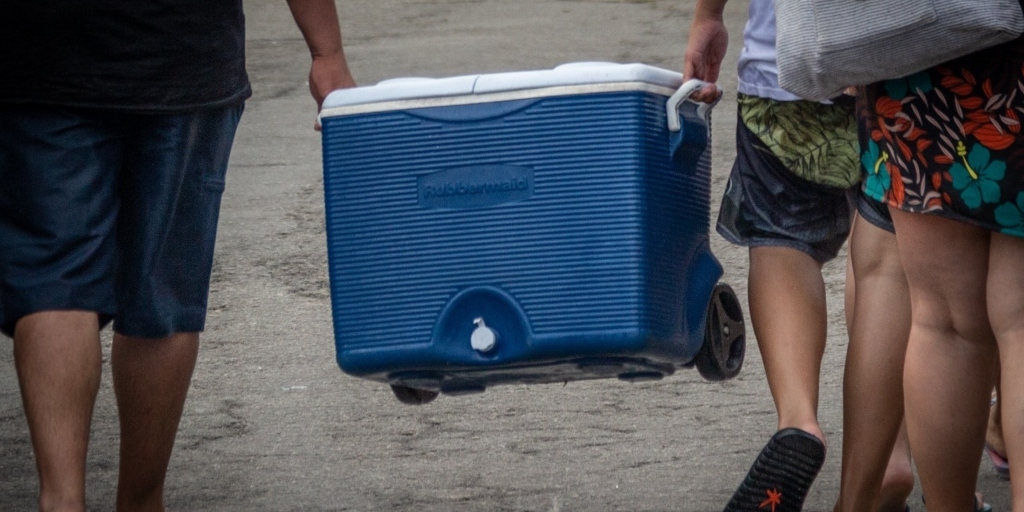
[716,113,857,264]
[0,103,243,338]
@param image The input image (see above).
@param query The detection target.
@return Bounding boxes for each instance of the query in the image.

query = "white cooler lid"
[320,62,683,118]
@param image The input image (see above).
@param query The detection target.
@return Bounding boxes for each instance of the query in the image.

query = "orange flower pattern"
[856,36,1024,238]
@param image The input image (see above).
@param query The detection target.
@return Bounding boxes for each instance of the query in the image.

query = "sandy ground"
[0,1,1010,510]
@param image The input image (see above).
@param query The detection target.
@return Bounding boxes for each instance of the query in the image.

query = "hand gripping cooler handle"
[666,79,719,167]
[666,79,719,132]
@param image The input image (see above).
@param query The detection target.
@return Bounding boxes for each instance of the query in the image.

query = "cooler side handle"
[666,79,719,132]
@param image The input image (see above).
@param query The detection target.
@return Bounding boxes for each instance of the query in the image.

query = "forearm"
[683,0,730,99]
[693,0,729,22]
[287,0,345,58]
[287,0,356,120]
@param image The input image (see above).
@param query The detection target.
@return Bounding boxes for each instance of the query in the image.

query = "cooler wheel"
[695,283,746,381]
[390,385,439,405]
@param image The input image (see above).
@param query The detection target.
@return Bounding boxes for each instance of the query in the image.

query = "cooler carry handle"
[666,79,719,132]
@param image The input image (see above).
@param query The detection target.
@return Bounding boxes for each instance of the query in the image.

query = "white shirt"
[736,0,802,101]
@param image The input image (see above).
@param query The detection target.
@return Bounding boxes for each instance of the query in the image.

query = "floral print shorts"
[857,36,1024,238]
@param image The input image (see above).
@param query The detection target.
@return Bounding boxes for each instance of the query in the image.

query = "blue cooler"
[319,62,745,403]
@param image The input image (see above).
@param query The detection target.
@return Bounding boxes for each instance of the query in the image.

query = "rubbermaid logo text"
[418,165,534,209]
[422,178,529,198]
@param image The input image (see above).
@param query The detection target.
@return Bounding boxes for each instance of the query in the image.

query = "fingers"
[310,54,356,94]
[307,54,357,131]
[690,83,721,104]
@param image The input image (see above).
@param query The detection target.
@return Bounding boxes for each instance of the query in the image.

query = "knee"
[911,293,994,348]
[989,299,1024,343]
[852,243,903,282]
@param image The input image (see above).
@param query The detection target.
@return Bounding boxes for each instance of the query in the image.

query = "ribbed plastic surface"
[321,90,720,390]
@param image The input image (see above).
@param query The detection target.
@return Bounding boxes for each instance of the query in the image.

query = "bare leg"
[985,371,1008,477]
[892,210,996,512]
[988,232,1024,509]
[836,216,913,512]
[987,380,1005,454]
[13,311,103,512]
[877,424,914,512]
[748,246,828,441]
[112,332,199,512]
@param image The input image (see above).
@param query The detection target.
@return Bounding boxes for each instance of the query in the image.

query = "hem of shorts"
[855,199,896,234]
[857,210,896,234]
[1,281,117,337]
[716,225,836,265]
[865,192,1024,238]
[1,304,116,339]
[113,309,207,339]
[897,206,1024,238]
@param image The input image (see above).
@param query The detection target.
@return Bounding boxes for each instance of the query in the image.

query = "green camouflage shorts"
[738,93,860,189]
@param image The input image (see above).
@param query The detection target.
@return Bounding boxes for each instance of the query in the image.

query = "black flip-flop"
[723,428,826,512]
